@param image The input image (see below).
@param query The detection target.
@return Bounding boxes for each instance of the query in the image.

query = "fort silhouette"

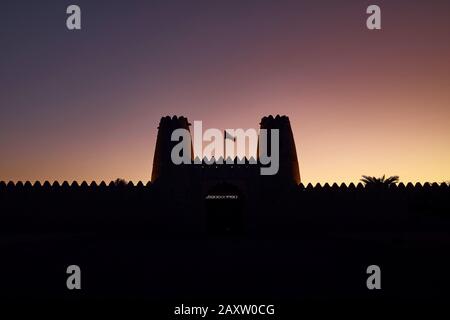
[151,114,300,185]
[0,115,449,305]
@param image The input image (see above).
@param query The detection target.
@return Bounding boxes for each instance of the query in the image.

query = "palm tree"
[360,175,399,187]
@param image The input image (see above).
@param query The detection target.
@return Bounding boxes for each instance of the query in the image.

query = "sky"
[1,0,449,184]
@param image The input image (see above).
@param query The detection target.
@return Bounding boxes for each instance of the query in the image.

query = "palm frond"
[361,175,399,186]
[384,176,399,185]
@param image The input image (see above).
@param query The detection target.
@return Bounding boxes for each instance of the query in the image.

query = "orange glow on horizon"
[1,1,449,185]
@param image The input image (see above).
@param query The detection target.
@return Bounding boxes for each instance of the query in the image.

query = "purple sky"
[1,0,450,183]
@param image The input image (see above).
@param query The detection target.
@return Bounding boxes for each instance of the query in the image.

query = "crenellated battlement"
[2,180,447,190]
[260,114,291,129]
[157,115,191,129]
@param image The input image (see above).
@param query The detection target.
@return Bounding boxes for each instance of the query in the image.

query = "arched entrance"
[205,182,244,235]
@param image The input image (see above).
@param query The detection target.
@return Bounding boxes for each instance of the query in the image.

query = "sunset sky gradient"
[1,0,449,184]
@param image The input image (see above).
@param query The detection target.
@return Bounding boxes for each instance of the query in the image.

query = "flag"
[224,130,236,142]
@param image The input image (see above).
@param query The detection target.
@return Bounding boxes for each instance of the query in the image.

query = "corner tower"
[151,116,192,182]
[259,115,301,184]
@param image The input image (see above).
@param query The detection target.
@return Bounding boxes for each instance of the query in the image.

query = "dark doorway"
[205,182,244,235]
